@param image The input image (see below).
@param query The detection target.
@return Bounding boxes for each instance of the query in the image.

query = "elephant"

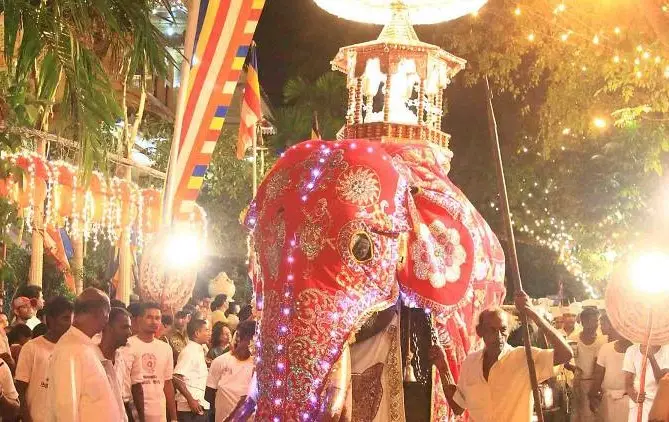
[241,138,505,421]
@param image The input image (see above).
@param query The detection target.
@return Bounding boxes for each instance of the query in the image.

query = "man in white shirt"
[431,291,573,422]
[174,318,212,421]
[99,306,133,422]
[589,323,632,422]
[129,302,178,422]
[0,359,19,421]
[15,296,73,422]
[45,287,122,422]
[205,320,256,422]
[566,307,608,422]
[623,344,669,422]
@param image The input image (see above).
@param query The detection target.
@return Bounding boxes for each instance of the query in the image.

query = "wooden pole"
[485,77,545,422]
[28,139,47,287]
[637,311,654,422]
[252,123,258,196]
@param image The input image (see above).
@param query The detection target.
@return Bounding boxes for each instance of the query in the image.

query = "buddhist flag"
[43,227,75,292]
[165,0,266,221]
[310,111,322,140]
[236,44,262,159]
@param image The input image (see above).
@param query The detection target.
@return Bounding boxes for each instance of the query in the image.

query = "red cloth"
[245,139,505,420]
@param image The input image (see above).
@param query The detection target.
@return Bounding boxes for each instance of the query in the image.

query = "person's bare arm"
[588,364,605,413]
[164,379,178,420]
[625,371,644,403]
[0,353,15,374]
[131,383,145,422]
[205,387,217,416]
[15,380,33,422]
[647,349,669,382]
[0,390,19,419]
[428,345,464,416]
[173,374,204,414]
[516,291,573,365]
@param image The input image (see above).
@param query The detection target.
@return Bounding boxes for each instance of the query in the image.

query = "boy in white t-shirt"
[173,319,211,422]
[588,322,632,422]
[129,302,177,422]
[623,344,669,422]
[205,320,256,422]
[15,296,73,422]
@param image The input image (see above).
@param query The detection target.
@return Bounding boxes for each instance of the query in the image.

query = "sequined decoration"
[257,211,286,281]
[351,363,384,421]
[298,198,332,260]
[336,166,381,206]
[385,324,405,422]
[264,168,290,202]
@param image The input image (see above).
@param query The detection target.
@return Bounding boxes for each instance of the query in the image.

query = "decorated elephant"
[241,138,505,421]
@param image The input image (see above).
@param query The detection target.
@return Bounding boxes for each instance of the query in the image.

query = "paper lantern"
[117,179,138,227]
[52,163,77,217]
[87,173,108,223]
[139,233,197,310]
[141,188,162,233]
[17,175,47,208]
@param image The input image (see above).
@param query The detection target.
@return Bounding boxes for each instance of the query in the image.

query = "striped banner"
[169,0,265,220]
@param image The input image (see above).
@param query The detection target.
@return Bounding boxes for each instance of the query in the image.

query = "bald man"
[431,291,573,422]
[45,288,126,422]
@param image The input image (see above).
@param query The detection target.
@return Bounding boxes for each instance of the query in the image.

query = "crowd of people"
[2,285,669,422]
[0,285,256,422]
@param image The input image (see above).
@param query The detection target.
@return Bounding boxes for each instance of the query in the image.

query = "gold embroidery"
[351,363,384,421]
[386,323,405,422]
[256,211,285,281]
[336,166,381,206]
[264,168,290,202]
[298,198,332,260]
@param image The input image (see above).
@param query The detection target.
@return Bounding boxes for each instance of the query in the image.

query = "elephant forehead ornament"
[244,139,505,420]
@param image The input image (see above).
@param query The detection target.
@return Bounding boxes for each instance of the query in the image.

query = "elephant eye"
[350,232,373,263]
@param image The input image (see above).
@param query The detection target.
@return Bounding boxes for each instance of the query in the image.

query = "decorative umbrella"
[606,252,669,421]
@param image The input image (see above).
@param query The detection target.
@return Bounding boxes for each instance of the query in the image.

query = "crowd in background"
[511,303,669,422]
[0,285,256,422]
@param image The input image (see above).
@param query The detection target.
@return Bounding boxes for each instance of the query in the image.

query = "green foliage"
[438,0,669,294]
[271,72,347,147]
[1,244,76,315]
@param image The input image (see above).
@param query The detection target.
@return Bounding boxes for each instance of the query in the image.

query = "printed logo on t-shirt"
[142,353,157,374]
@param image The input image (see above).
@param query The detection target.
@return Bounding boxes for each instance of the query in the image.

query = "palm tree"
[273,72,347,146]
[1,0,173,173]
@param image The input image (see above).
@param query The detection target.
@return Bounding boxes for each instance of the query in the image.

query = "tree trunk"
[117,66,148,304]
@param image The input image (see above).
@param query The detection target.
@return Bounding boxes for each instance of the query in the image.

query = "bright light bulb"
[593,35,600,45]
[613,55,620,63]
[614,27,621,35]
[562,127,571,135]
[560,33,569,42]
[593,117,607,129]
[514,7,521,16]
[163,231,202,270]
[527,33,536,42]
[628,252,669,294]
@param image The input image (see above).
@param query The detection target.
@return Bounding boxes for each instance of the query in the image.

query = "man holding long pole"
[431,291,572,421]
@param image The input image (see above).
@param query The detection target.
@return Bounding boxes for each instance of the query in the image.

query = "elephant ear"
[385,143,506,319]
